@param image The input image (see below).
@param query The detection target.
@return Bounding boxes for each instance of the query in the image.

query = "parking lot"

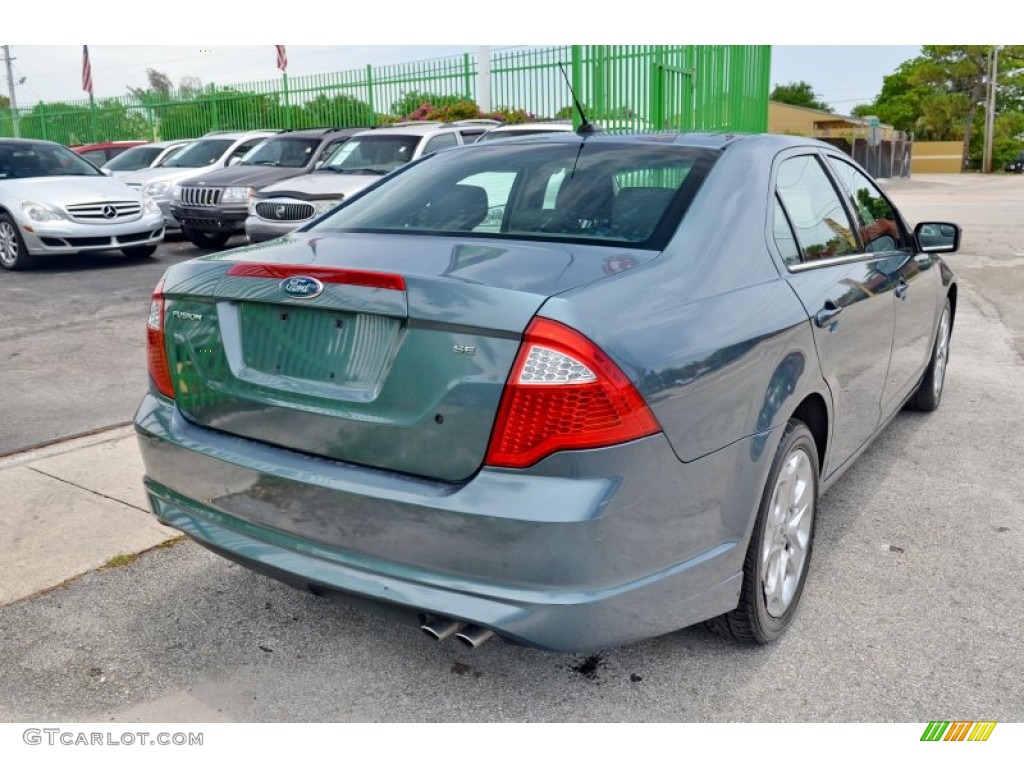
[0,174,1022,722]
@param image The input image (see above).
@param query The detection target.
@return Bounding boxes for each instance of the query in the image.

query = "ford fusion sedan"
[136,132,960,651]
[0,138,165,270]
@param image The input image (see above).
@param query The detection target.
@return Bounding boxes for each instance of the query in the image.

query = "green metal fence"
[0,45,769,144]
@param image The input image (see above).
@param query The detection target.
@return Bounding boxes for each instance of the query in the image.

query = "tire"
[122,244,158,259]
[707,419,818,644]
[182,227,231,250]
[906,298,952,412]
[0,213,35,270]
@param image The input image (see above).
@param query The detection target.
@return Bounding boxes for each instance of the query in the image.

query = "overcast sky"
[1,6,988,116]
[2,44,923,116]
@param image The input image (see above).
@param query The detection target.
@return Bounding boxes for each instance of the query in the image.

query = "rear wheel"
[182,227,231,250]
[0,213,35,270]
[907,298,952,412]
[707,419,818,644]
[122,244,158,259]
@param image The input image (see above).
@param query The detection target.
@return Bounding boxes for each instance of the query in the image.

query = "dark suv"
[1005,151,1024,174]
[170,127,367,248]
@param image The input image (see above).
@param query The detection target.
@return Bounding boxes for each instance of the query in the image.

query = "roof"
[273,126,372,139]
[70,141,148,151]
[485,121,573,133]
[0,138,63,147]
[353,123,464,138]
[454,131,844,158]
[148,139,194,148]
[200,130,279,139]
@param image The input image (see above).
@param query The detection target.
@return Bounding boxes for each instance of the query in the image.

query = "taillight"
[146,277,175,399]
[485,318,661,468]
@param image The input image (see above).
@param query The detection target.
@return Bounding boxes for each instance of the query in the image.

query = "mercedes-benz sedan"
[135,132,960,651]
[0,138,164,270]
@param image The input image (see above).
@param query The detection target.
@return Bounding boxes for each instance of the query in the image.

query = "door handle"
[895,279,909,300]
[815,301,843,329]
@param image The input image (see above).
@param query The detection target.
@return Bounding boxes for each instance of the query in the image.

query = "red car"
[70,141,147,166]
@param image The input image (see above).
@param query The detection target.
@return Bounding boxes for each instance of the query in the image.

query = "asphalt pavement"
[0,234,232,456]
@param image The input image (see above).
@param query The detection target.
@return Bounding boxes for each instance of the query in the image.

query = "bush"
[397,100,538,125]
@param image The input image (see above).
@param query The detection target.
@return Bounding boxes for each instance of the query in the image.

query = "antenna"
[558,62,600,136]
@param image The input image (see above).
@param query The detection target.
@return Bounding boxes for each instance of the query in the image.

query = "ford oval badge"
[280,275,324,299]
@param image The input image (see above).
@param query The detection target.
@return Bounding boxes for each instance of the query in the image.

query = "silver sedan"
[0,138,165,270]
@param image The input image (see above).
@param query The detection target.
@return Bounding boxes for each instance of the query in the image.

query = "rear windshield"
[103,145,163,171]
[310,139,717,249]
[162,139,233,168]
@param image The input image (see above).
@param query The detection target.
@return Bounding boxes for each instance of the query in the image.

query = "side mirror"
[227,156,243,167]
[101,168,112,176]
[915,222,961,254]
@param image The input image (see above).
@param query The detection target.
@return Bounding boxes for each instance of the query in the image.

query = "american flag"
[82,45,93,95]
[275,45,287,72]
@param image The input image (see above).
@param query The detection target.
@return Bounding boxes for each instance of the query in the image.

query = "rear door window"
[775,154,858,264]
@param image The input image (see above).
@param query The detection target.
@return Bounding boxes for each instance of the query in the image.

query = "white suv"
[116,130,277,232]
[245,122,486,243]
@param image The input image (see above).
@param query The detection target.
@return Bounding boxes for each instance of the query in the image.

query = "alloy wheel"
[761,446,815,618]
[933,305,951,400]
[0,220,18,267]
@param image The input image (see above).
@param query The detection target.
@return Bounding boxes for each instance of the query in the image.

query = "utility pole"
[983,46,999,174]
[2,45,19,138]
[477,46,491,113]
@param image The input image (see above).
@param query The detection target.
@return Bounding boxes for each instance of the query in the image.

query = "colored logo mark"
[921,721,997,741]
[280,275,324,299]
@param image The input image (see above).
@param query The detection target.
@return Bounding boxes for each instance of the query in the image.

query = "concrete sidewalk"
[0,426,177,606]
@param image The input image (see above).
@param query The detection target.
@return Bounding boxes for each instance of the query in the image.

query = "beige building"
[768,101,901,143]
[768,102,959,174]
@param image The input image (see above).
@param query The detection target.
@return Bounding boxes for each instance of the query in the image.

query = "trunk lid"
[161,232,655,481]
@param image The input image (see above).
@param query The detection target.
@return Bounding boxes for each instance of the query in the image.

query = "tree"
[851,59,931,133]
[854,46,1024,170]
[914,47,998,170]
[178,76,204,98]
[296,93,375,128]
[770,81,831,112]
[128,68,174,99]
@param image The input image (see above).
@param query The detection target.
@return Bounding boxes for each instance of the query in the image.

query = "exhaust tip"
[454,625,496,649]
[420,617,466,642]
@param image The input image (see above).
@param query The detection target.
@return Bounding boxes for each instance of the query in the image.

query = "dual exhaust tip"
[421,616,495,649]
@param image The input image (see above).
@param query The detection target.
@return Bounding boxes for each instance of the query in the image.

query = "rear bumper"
[134,393,768,651]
